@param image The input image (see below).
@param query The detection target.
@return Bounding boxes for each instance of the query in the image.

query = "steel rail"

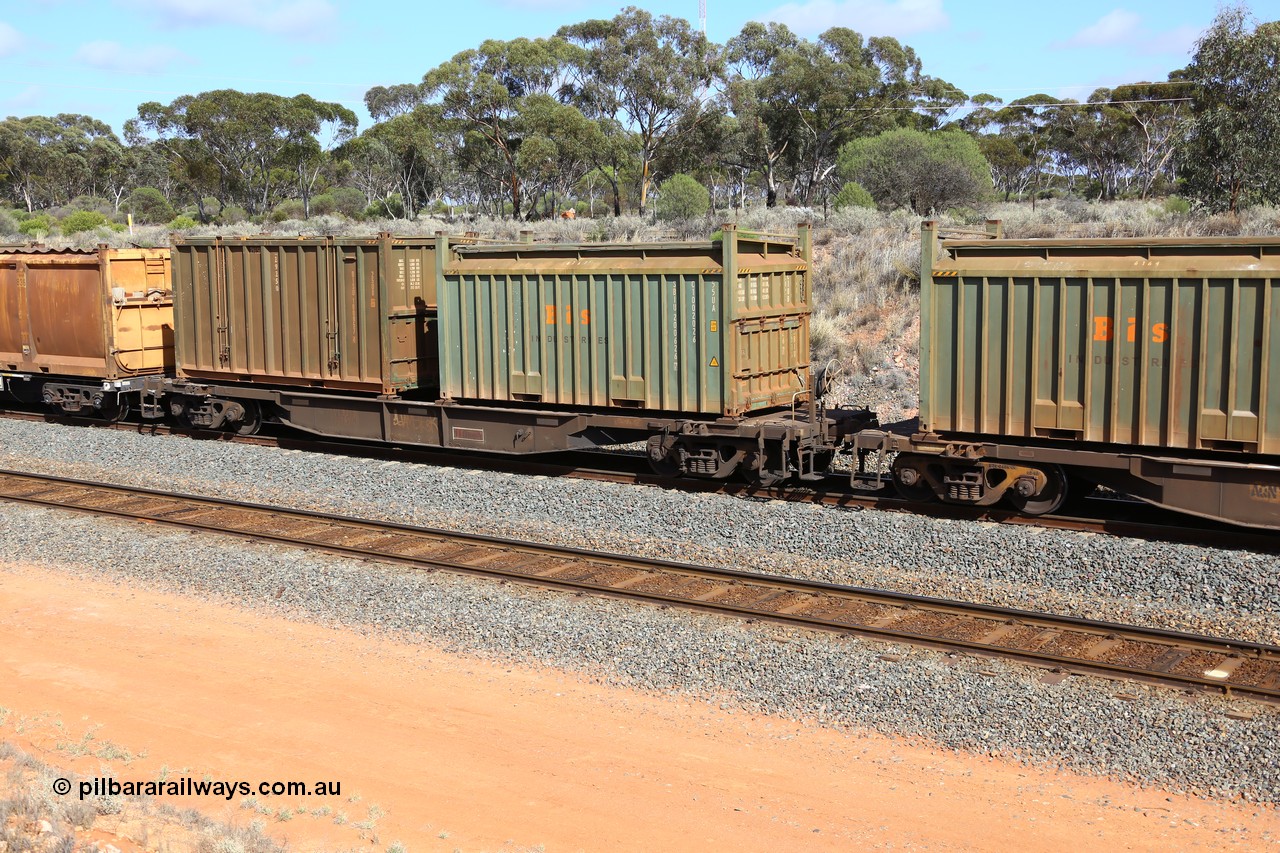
[1,467,1277,704]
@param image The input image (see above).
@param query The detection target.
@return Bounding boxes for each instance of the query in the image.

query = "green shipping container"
[437,225,813,417]
[172,234,441,394]
[921,221,1280,456]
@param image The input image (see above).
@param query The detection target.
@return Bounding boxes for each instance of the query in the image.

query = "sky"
[3,0,1280,137]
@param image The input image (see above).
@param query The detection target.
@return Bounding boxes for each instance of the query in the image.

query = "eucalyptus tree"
[979,94,1061,203]
[279,95,357,218]
[1179,5,1280,212]
[977,135,1032,200]
[558,7,722,214]
[1110,80,1191,198]
[515,94,607,217]
[1050,94,1133,199]
[127,90,356,220]
[340,104,452,219]
[722,21,803,207]
[729,26,964,206]
[0,113,121,211]
[420,37,572,218]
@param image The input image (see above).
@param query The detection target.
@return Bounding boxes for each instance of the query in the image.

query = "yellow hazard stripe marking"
[933,270,960,277]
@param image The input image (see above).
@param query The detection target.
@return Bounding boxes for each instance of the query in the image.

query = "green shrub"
[69,195,111,213]
[364,193,405,220]
[655,173,710,221]
[1161,196,1192,216]
[833,182,875,210]
[19,214,56,238]
[168,215,199,230]
[127,187,176,225]
[61,210,109,234]
[0,209,18,236]
[218,204,250,224]
[270,199,305,222]
[838,127,992,214]
[311,187,367,219]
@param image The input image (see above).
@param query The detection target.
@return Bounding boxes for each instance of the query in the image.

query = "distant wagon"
[0,245,172,419]
[854,221,1280,530]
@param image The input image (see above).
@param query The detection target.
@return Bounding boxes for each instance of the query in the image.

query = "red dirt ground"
[0,561,1275,851]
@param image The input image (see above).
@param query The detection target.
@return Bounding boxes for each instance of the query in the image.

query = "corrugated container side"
[173,235,439,394]
[0,247,172,379]
[437,227,812,416]
[920,222,1280,455]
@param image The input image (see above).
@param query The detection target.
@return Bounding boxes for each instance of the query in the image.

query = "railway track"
[1,409,1275,553]
[2,467,1278,705]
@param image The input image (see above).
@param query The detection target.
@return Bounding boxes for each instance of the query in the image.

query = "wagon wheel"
[737,450,786,488]
[646,435,682,477]
[1006,464,1068,516]
[235,400,263,436]
[99,396,131,423]
[891,454,936,503]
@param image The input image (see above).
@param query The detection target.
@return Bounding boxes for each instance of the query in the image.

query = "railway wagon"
[0,245,173,418]
[165,227,862,484]
[855,221,1280,530]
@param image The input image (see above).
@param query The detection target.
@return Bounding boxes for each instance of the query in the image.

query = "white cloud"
[74,40,188,73]
[2,85,43,114]
[1057,11,1199,57]
[1061,9,1141,47]
[756,0,950,39]
[124,0,339,40]
[0,22,23,57]
[1145,24,1199,56]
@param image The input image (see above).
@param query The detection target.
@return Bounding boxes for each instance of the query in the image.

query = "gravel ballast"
[2,418,1280,804]
[1,418,1276,645]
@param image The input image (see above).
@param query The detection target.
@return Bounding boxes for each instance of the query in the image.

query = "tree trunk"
[637,157,651,215]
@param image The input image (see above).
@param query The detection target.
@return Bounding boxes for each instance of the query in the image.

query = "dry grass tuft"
[0,741,287,853]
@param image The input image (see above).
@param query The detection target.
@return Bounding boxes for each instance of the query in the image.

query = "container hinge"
[327,332,340,372]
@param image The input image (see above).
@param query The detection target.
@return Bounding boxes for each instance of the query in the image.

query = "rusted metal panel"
[172,234,440,395]
[437,225,812,417]
[920,221,1280,456]
[0,247,172,379]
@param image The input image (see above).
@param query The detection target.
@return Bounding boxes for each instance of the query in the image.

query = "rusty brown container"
[437,225,813,416]
[920,221,1280,455]
[0,246,173,379]
[171,234,440,394]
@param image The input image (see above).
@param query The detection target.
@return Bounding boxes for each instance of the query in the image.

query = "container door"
[322,249,337,376]
[213,248,231,368]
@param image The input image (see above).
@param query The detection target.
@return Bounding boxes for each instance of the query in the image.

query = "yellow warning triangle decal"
[709,357,719,367]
